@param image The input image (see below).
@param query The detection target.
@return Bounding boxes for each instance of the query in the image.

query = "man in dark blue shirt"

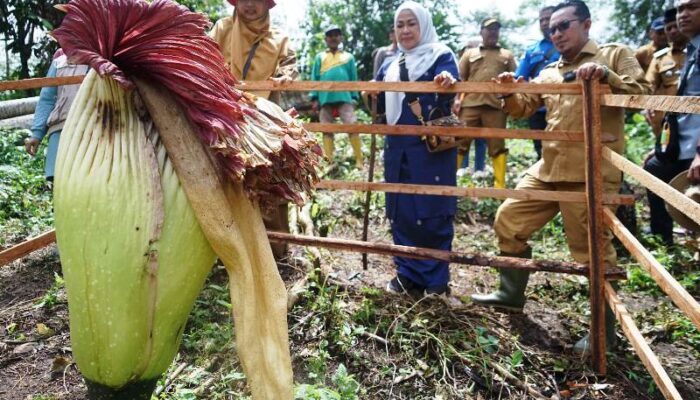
[515,6,561,159]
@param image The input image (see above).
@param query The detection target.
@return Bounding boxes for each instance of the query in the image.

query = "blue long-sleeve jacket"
[30,61,58,140]
[515,38,560,81]
[377,52,459,221]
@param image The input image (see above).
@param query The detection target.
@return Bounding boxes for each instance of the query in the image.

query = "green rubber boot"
[470,250,531,312]
[573,300,618,355]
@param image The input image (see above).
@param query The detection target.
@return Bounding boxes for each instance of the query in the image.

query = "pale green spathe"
[53,70,216,388]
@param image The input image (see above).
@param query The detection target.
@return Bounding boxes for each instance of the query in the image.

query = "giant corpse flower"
[50,0,320,398]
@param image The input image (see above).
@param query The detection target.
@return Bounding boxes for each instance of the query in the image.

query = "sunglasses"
[549,19,582,35]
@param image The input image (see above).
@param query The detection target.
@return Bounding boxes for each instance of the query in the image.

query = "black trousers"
[529,110,547,160]
[643,155,692,245]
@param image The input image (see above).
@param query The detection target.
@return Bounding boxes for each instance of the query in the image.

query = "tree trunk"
[0,96,38,119]
[0,113,34,129]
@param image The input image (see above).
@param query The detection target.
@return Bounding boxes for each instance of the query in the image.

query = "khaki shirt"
[635,41,658,73]
[645,45,686,96]
[459,45,517,109]
[503,40,651,183]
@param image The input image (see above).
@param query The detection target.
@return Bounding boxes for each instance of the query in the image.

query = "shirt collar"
[558,39,598,65]
[690,35,700,52]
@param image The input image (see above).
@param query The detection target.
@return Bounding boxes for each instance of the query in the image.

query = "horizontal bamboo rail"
[602,147,700,225]
[239,80,602,95]
[605,282,683,400]
[0,76,598,95]
[0,229,626,279]
[0,75,84,91]
[304,122,609,142]
[316,180,636,206]
[601,94,700,115]
[0,230,56,267]
[268,231,626,279]
[603,208,700,331]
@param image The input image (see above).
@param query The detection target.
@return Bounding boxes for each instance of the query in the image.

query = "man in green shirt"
[310,25,363,168]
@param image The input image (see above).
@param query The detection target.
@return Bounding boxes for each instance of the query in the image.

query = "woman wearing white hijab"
[376,1,459,297]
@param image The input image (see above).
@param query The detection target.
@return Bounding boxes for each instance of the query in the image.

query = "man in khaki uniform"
[210,0,297,259]
[453,18,517,188]
[635,17,668,73]
[644,8,688,136]
[471,0,651,353]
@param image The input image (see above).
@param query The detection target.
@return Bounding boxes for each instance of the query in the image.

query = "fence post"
[362,97,379,270]
[582,79,606,374]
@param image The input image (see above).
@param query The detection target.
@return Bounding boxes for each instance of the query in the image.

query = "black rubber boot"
[470,249,532,312]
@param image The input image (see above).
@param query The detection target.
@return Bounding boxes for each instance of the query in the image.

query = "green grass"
[0,127,54,246]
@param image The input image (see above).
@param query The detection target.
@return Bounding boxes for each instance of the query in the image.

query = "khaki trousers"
[458,106,507,157]
[494,174,618,266]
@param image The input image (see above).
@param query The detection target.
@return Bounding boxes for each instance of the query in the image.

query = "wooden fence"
[2,76,700,399]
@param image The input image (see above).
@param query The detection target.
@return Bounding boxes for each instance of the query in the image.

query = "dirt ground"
[3,235,697,399]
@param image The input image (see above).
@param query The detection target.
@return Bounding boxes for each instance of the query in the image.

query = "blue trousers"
[390,199,453,289]
[461,138,486,171]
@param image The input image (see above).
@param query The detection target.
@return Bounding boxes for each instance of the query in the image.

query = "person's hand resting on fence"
[434,71,456,88]
[270,76,292,86]
[492,72,525,97]
[576,62,609,81]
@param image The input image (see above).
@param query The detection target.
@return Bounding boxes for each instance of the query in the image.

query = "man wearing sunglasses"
[471,0,651,355]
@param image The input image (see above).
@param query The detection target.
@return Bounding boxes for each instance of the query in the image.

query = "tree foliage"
[0,0,225,84]
[178,0,228,24]
[0,0,68,82]
[299,0,460,81]
[610,0,673,46]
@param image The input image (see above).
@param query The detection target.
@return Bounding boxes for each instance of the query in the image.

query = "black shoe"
[424,285,451,297]
[386,276,424,298]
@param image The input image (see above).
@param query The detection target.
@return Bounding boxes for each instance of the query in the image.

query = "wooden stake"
[602,147,700,225]
[601,94,700,115]
[582,79,606,375]
[361,96,379,270]
[0,230,56,267]
[605,282,683,400]
[604,208,700,330]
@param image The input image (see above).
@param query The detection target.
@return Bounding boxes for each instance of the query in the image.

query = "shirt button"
[435,176,440,182]
[416,220,422,226]
[427,105,432,110]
